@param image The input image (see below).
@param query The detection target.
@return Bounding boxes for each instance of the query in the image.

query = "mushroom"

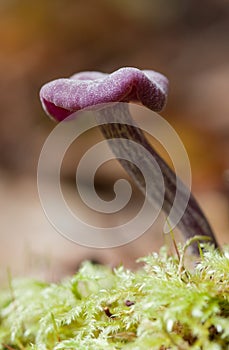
[39,67,219,254]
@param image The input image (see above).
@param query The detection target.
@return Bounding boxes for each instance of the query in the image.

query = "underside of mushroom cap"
[40,67,169,121]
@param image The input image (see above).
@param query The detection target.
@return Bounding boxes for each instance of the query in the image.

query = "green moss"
[0,243,228,349]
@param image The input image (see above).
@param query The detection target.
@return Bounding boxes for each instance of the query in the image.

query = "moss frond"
[0,244,228,349]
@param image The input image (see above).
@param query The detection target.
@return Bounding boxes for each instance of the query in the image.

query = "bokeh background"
[0,0,229,282]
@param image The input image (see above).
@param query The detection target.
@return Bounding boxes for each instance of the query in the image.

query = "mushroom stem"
[95,103,219,254]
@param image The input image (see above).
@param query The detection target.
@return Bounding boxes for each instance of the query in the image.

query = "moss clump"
[0,244,228,349]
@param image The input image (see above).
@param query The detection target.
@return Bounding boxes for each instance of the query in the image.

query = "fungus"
[39,67,218,254]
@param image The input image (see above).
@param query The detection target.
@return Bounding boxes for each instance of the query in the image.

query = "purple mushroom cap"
[39,67,169,121]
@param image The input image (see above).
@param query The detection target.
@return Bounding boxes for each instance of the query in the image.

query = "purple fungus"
[39,67,218,254]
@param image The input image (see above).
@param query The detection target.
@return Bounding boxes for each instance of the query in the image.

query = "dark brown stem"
[95,103,219,254]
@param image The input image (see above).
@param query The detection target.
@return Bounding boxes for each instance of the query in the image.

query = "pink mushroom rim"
[39,67,169,121]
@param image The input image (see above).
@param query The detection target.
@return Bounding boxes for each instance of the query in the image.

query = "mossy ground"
[0,243,228,350]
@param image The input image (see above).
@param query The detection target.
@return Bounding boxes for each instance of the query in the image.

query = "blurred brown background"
[0,0,229,282]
